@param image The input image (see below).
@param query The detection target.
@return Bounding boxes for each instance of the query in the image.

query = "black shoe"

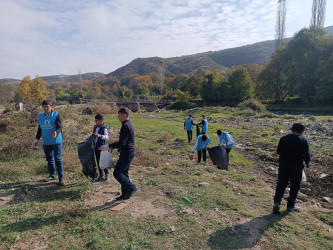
[115,195,125,201]
[44,176,56,182]
[104,174,109,181]
[95,176,104,182]
[58,179,65,186]
[123,187,137,200]
[287,206,301,212]
[273,202,280,214]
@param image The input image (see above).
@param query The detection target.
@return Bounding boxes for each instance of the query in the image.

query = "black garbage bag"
[208,146,228,170]
[78,135,97,179]
[196,124,201,137]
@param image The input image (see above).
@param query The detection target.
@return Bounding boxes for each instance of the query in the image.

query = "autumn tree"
[17,76,48,103]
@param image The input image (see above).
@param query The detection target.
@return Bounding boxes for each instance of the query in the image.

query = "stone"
[170,226,176,232]
[323,197,332,204]
[319,173,328,179]
[198,182,210,187]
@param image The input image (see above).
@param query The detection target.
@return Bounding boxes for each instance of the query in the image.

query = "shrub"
[237,99,267,113]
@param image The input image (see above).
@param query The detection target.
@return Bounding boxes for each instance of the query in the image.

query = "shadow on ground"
[208,213,286,249]
[0,180,88,204]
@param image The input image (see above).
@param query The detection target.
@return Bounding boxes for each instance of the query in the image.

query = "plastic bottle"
[181,196,193,205]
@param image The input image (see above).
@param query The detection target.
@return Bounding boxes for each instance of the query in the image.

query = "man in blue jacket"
[109,108,136,200]
[217,130,235,170]
[197,114,208,134]
[273,123,311,214]
[32,100,65,186]
[184,115,195,143]
[192,134,211,163]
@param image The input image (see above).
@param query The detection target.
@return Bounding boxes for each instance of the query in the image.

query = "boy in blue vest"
[184,115,195,143]
[217,130,235,170]
[93,114,109,181]
[32,100,65,186]
[192,134,211,163]
[197,114,208,134]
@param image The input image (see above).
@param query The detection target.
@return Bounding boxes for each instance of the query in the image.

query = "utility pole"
[159,60,165,95]
[311,0,326,27]
[78,69,83,93]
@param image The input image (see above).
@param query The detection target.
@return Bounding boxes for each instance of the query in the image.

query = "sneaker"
[104,174,109,181]
[273,202,280,214]
[287,206,301,212]
[44,176,56,182]
[58,179,65,186]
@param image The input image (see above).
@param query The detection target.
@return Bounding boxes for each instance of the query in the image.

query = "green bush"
[237,99,267,113]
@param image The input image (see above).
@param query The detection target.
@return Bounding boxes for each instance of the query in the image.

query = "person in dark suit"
[108,108,136,200]
[273,123,311,214]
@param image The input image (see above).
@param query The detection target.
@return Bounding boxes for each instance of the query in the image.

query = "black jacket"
[277,133,311,167]
[109,120,135,154]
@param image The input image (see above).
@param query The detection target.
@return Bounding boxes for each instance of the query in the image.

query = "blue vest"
[185,118,193,131]
[38,111,63,145]
[218,132,235,149]
[202,119,208,133]
[196,135,211,151]
[94,124,108,149]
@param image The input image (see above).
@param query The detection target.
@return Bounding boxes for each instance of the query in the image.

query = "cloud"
[0,0,331,79]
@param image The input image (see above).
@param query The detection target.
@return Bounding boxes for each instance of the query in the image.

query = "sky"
[0,0,332,79]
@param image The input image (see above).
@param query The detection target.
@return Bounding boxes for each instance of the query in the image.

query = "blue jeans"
[113,152,136,196]
[43,143,64,180]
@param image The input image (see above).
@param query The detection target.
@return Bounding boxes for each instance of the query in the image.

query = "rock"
[328,131,333,136]
[323,197,332,203]
[198,182,210,187]
[17,243,26,250]
[328,119,333,123]
[319,173,328,179]
[309,116,316,121]
[170,226,176,232]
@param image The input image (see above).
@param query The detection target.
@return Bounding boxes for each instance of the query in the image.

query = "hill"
[109,25,333,77]
[40,72,105,83]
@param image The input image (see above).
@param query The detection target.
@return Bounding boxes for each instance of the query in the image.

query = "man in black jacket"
[109,108,137,200]
[273,123,311,214]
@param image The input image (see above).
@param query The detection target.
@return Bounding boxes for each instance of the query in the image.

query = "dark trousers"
[95,149,109,177]
[273,165,303,208]
[187,131,193,143]
[225,148,232,170]
[43,143,64,180]
[113,153,136,196]
[197,149,207,163]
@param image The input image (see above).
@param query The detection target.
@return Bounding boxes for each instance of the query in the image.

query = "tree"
[17,76,48,103]
[227,66,253,101]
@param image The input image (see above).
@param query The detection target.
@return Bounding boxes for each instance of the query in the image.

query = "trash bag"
[301,170,306,183]
[208,146,228,170]
[196,124,201,137]
[78,135,97,179]
[99,150,112,169]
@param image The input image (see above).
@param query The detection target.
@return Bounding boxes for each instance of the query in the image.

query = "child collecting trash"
[191,134,211,163]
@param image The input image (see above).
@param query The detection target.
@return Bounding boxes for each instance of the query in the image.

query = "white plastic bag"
[301,170,307,183]
[99,150,112,169]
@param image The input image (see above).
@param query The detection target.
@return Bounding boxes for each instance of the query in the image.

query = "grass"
[0,105,332,249]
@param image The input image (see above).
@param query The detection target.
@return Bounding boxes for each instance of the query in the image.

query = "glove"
[306,162,310,168]
[32,139,39,148]
[99,145,108,151]
[52,131,57,138]
[108,147,113,153]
